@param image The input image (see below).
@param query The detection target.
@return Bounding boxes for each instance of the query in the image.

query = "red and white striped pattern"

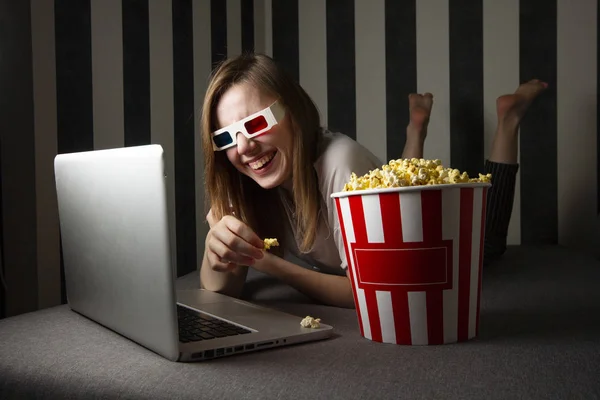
[334,186,488,345]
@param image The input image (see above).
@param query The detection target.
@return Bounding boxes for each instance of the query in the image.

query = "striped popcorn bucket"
[331,183,491,345]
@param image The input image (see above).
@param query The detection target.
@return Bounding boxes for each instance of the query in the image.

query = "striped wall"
[0,0,598,317]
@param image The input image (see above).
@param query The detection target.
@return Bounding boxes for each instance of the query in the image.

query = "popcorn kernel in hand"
[263,238,279,250]
[342,158,492,191]
[300,316,321,329]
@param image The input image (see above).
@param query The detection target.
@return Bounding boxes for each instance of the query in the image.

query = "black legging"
[482,160,520,266]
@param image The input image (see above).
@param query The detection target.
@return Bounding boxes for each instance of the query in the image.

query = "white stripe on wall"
[468,188,483,338]
[263,0,273,57]
[298,0,328,126]
[31,0,60,309]
[376,290,396,343]
[399,192,423,242]
[483,0,520,245]
[442,187,460,343]
[226,0,242,57]
[355,0,387,163]
[149,0,176,271]
[557,0,598,252]
[253,0,265,53]
[416,0,451,165]
[408,291,428,345]
[193,0,212,271]
[91,0,124,150]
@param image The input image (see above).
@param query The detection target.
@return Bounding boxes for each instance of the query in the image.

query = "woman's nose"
[236,132,256,155]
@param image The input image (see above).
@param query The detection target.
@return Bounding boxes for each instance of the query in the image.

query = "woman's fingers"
[205,250,238,272]
[222,216,265,252]
[204,214,265,272]
[208,238,256,266]
[211,217,263,259]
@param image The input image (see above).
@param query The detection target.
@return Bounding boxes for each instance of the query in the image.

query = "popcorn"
[263,238,279,250]
[343,158,492,191]
[300,316,321,329]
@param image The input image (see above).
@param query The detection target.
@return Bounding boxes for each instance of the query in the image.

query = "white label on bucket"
[376,291,396,343]
[442,187,460,344]
[468,188,483,338]
[408,291,428,345]
[361,194,385,243]
[399,192,423,242]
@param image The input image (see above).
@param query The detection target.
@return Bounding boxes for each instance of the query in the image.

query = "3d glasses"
[212,100,286,151]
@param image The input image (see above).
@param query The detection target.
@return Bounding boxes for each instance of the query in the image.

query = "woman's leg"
[401,80,547,265]
[483,79,547,265]
[402,93,433,159]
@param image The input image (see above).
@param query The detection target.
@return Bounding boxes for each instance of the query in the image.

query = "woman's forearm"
[200,250,249,298]
[258,255,355,309]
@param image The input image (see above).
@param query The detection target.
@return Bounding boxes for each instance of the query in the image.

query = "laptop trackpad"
[177,289,239,305]
[177,290,273,317]
[197,301,272,318]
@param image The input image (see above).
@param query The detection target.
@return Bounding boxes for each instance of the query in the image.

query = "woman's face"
[215,82,294,190]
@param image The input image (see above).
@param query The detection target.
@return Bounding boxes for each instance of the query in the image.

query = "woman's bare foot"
[496,79,548,130]
[489,79,547,164]
[403,93,434,159]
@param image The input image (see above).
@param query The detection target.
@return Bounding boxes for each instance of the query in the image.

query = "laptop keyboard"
[177,305,252,343]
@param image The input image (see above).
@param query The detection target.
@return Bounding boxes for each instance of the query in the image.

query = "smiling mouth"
[249,151,276,171]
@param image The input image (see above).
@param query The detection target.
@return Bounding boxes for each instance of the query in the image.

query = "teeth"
[249,153,275,170]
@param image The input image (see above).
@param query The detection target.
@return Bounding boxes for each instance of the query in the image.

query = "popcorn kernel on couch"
[343,158,492,191]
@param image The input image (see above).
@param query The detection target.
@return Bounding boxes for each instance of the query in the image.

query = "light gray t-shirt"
[279,130,382,275]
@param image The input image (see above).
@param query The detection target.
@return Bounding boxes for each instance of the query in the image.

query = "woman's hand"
[205,209,265,272]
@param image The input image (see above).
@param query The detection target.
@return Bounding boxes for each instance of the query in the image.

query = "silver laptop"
[53,144,332,362]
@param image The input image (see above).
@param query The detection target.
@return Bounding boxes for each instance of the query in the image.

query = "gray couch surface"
[1,245,599,400]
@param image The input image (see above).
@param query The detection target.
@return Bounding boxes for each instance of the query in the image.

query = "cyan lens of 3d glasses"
[213,131,233,148]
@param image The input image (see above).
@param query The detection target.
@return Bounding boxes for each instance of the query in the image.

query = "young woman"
[200,53,546,308]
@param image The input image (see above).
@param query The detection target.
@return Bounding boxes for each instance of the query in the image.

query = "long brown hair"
[201,53,322,252]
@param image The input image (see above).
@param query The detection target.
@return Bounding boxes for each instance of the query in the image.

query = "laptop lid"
[54,144,180,361]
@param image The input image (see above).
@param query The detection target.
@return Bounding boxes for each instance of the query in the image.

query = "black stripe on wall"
[0,137,4,318]
[123,0,151,147]
[1,0,38,316]
[55,1,94,155]
[326,0,356,140]
[385,0,417,161]
[0,5,4,313]
[272,0,299,82]
[519,0,558,244]
[55,0,94,303]
[241,0,254,53]
[598,0,600,214]
[172,0,197,277]
[211,0,227,66]
[449,0,484,177]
